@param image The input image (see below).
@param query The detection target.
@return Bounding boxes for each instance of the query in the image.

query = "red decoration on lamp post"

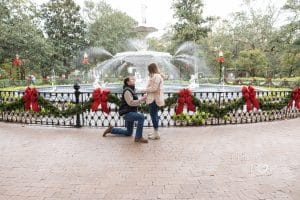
[82,53,89,65]
[13,54,21,66]
[10,54,21,78]
[218,56,225,63]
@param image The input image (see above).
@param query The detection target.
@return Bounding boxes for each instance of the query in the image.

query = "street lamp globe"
[218,51,224,57]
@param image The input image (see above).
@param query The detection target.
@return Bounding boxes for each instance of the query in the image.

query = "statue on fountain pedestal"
[93,72,107,89]
[188,73,199,89]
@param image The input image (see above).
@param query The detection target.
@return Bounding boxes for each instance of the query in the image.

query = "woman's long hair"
[148,63,164,78]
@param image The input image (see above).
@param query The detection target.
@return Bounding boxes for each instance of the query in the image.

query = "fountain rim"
[32,83,265,93]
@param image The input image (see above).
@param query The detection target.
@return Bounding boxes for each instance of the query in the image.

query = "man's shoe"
[134,137,148,143]
[103,125,113,137]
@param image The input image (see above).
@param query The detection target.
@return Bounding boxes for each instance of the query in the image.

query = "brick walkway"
[0,119,299,200]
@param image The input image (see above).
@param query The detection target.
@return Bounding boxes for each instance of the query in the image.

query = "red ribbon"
[82,57,89,65]
[175,88,196,115]
[23,87,40,112]
[13,57,21,66]
[288,86,300,109]
[241,85,260,112]
[218,57,225,63]
[91,88,110,113]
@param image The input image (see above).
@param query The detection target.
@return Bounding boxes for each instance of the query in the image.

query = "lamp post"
[73,82,81,128]
[218,51,225,84]
[12,54,21,79]
[82,53,89,83]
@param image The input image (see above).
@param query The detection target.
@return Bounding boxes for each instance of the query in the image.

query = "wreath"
[0,86,296,119]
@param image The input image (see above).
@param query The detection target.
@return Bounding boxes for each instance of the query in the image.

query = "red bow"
[288,86,300,109]
[218,57,225,63]
[242,85,259,112]
[82,57,89,65]
[91,88,110,113]
[23,87,40,112]
[175,88,196,115]
[13,57,21,66]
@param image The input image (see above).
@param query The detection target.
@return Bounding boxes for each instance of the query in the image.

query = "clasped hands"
[140,89,147,101]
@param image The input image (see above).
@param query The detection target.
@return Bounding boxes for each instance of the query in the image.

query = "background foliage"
[0,0,299,82]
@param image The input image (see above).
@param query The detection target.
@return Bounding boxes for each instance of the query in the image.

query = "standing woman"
[143,63,165,140]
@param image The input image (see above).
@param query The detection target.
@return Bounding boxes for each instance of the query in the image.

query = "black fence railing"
[0,86,299,128]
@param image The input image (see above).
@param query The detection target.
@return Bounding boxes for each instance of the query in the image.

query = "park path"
[0,119,299,200]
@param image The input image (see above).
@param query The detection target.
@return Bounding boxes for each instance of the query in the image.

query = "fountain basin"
[37,83,251,93]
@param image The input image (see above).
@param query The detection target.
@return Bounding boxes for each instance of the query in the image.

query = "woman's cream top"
[145,73,165,106]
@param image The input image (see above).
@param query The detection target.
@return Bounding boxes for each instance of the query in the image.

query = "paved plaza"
[0,119,299,200]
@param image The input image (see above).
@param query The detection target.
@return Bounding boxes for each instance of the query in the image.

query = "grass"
[0,86,27,91]
[255,86,289,91]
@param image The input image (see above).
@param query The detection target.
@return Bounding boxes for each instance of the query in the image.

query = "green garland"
[259,96,290,110]
[195,97,245,118]
[37,97,93,117]
[0,98,25,111]
[0,93,121,117]
[0,90,294,118]
[107,93,121,106]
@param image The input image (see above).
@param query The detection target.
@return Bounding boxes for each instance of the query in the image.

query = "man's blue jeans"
[111,112,145,139]
[149,101,159,130]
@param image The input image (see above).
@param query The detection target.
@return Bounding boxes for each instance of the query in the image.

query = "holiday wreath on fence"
[0,86,299,120]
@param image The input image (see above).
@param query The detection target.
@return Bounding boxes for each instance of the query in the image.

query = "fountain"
[134,71,147,90]
[92,49,180,81]
[90,40,211,90]
[37,40,247,94]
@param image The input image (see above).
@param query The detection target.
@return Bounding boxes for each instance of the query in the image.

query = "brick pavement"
[0,119,299,200]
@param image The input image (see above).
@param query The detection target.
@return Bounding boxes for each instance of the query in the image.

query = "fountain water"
[38,41,245,93]
[91,41,210,88]
[134,71,148,90]
[92,69,107,89]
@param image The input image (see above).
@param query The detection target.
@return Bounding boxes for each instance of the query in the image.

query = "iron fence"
[0,85,299,128]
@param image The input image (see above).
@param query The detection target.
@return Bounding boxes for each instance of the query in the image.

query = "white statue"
[188,73,199,89]
[93,71,107,89]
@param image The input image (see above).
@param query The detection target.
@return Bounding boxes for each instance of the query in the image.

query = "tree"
[274,0,300,77]
[41,0,87,76]
[201,19,237,75]
[236,49,268,77]
[171,0,212,45]
[0,0,54,80]
[84,0,138,55]
[147,37,170,52]
[203,0,299,78]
